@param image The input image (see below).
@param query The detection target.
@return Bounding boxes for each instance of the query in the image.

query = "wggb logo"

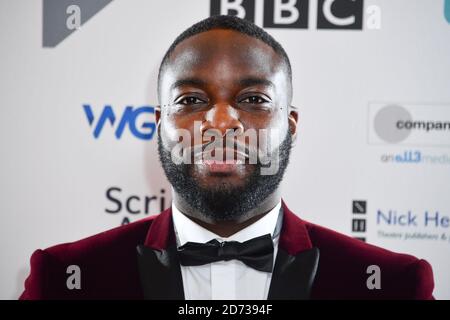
[211,0,381,30]
[83,104,156,140]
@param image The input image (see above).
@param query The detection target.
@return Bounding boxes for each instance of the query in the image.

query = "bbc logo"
[210,0,368,30]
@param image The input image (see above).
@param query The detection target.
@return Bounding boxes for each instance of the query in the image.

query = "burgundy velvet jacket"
[19,201,435,300]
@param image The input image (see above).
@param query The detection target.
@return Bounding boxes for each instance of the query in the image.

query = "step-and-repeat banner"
[1,0,449,299]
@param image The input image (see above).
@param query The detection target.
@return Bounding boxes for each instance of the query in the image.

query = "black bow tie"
[177,234,274,273]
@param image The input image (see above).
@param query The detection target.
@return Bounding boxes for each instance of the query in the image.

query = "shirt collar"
[172,201,282,246]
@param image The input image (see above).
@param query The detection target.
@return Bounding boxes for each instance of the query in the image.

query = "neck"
[172,188,281,238]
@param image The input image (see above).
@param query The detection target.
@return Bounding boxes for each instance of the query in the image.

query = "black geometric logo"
[43,0,113,47]
[352,200,366,214]
[352,218,366,232]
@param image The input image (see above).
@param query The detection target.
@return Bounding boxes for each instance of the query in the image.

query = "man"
[20,15,434,300]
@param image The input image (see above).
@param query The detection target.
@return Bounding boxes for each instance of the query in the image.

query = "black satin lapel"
[268,247,320,300]
[136,244,185,300]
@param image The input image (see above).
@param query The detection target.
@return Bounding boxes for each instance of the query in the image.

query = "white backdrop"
[1,0,449,299]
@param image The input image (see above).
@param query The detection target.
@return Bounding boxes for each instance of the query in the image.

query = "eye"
[240,96,269,104]
[177,96,206,105]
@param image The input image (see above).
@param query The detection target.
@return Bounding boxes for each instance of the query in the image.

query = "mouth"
[201,159,243,173]
[194,148,249,174]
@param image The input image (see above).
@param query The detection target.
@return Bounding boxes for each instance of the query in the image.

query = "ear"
[155,105,161,127]
[288,106,298,141]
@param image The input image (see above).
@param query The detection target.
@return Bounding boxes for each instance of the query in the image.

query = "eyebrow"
[238,77,274,89]
[170,78,206,91]
[170,77,274,91]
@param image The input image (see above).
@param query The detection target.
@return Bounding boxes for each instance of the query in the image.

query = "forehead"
[163,29,286,85]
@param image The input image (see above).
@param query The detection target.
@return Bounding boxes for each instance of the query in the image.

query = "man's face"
[157,29,297,221]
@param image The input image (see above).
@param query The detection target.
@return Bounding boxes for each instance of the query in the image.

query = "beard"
[158,128,293,222]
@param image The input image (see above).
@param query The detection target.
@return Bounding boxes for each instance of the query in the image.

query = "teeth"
[202,159,244,165]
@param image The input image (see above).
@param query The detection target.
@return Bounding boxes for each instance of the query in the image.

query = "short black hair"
[157,15,292,101]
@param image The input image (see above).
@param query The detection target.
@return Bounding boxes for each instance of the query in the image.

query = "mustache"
[164,127,282,168]
[182,136,257,163]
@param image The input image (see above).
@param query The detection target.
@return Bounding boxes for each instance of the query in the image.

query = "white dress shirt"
[172,201,282,300]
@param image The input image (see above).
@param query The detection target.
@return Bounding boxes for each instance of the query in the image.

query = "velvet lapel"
[136,207,185,299]
[268,201,320,300]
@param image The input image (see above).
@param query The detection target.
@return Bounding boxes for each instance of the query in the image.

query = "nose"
[200,103,244,137]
